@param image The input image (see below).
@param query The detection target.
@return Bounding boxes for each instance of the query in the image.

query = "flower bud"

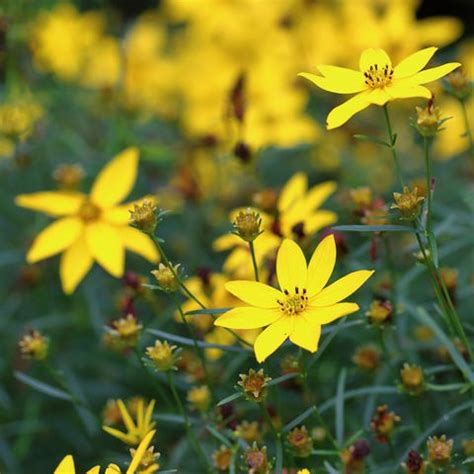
[366,299,393,325]
[212,445,233,471]
[187,385,211,412]
[243,443,269,474]
[371,405,400,443]
[151,263,180,292]
[340,439,370,474]
[53,163,85,190]
[234,420,261,443]
[287,426,313,457]
[146,339,180,371]
[400,363,425,395]
[129,199,158,234]
[401,449,426,474]
[352,345,380,372]
[427,435,453,469]
[18,329,49,360]
[129,445,160,473]
[391,186,424,221]
[107,314,142,349]
[349,187,373,211]
[446,69,471,100]
[233,208,262,242]
[238,368,271,403]
[415,103,443,137]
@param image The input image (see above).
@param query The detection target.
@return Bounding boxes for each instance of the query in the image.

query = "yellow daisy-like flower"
[102,398,156,447]
[299,47,460,129]
[54,429,156,474]
[15,148,159,294]
[215,235,373,362]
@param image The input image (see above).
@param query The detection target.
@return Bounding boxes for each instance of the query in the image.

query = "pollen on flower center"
[78,200,101,222]
[277,287,308,316]
[363,63,393,88]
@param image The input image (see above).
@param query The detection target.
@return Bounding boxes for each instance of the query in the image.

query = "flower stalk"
[383,105,404,188]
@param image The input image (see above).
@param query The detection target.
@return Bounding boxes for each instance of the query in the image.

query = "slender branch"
[249,241,260,282]
[383,104,405,187]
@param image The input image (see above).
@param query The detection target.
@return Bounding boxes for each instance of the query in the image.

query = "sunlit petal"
[289,317,321,352]
[119,226,159,263]
[215,307,282,329]
[326,92,371,130]
[306,234,336,297]
[359,48,392,72]
[278,172,307,213]
[387,85,432,100]
[305,303,360,325]
[225,281,282,308]
[254,316,293,362]
[16,191,85,217]
[54,455,76,474]
[127,430,156,474]
[409,62,461,85]
[298,67,366,94]
[277,239,307,293]
[393,47,438,78]
[60,236,94,294]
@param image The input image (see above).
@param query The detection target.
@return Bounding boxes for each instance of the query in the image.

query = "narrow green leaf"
[275,438,283,473]
[323,461,339,474]
[332,224,417,233]
[267,373,298,387]
[353,134,390,148]
[335,369,347,445]
[312,450,340,456]
[184,307,231,316]
[14,372,71,401]
[206,426,233,447]
[217,392,243,407]
[427,232,439,267]
[283,406,317,433]
[426,382,470,392]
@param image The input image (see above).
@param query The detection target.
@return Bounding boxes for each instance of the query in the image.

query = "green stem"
[261,404,283,473]
[383,104,405,187]
[423,136,433,237]
[166,372,214,473]
[460,99,474,159]
[249,241,260,282]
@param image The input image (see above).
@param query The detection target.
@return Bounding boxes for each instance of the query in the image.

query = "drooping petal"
[225,281,282,308]
[305,302,360,325]
[304,181,337,211]
[127,430,156,474]
[278,173,307,213]
[298,66,366,94]
[311,270,374,306]
[326,92,371,130]
[215,307,282,329]
[359,48,392,72]
[276,239,307,293]
[306,234,336,297]
[387,84,432,100]
[26,217,83,263]
[393,47,438,79]
[16,191,85,217]
[254,316,293,362]
[54,455,76,474]
[85,221,124,277]
[119,226,159,263]
[289,317,321,352]
[90,147,139,208]
[408,62,461,85]
[60,236,94,294]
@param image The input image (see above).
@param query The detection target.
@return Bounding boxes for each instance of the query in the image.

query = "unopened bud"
[129,199,158,234]
[400,363,425,395]
[151,263,180,292]
[233,208,262,242]
[287,426,313,457]
[243,443,269,474]
[371,405,400,443]
[238,368,271,403]
[146,339,180,371]
[18,329,49,360]
[427,435,453,468]
[391,186,424,221]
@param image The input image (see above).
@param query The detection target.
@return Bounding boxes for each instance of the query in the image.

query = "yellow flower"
[299,47,460,129]
[103,399,156,446]
[54,429,156,474]
[15,148,159,294]
[215,235,373,362]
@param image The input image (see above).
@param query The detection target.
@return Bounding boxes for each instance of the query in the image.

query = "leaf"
[283,406,317,433]
[426,382,470,392]
[427,232,439,267]
[275,438,283,474]
[324,461,340,474]
[411,307,474,384]
[14,372,71,401]
[335,368,347,445]
[267,373,299,386]
[353,134,390,148]
[332,224,417,233]
[217,392,243,407]
[184,307,231,316]
[206,426,232,447]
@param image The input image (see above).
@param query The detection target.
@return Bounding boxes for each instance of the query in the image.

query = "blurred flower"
[54,429,156,474]
[106,314,143,349]
[391,186,424,221]
[414,101,448,137]
[212,445,233,471]
[340,439,371,474]
[187,385,211,413]
[217,235,373,362]
[146,339,179,372]
[151,263,180,293]
[103,399,156,446]
[53,164,85,191]
[427,435,453,469]
[352,345,380,372]
[18,329,49,360]
[371,405,400,443]
[16,148,159,293]
[0,97,43,141]
[463,439,474,457]
[238,368,271,403]
[299,47,460,129]
[243,443,269,474]
[102,399,123,426]
[366,299,393,325]
[400,363,425,395]
[234,420,261,443]
[349,187,373,212]
[129,443,160,474]
[287,426,313,457]
[402,449,426,474]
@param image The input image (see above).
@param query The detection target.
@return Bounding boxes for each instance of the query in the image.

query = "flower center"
[78,200,101,222]
[277,287,308,316]
[363,63,393,88]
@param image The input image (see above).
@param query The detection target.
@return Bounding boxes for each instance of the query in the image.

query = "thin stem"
[423,136,433,237]
[249,241,260,282]
[261,403,283,473]
[383,104,405,187]
[166,372,214,473]
[460,99,474,158]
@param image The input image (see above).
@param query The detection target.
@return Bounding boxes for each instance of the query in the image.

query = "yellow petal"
[27,217,83,263]
[409,62,461,85]
[311,270,374,306]
[306,303,360,325]
[278,173,307,213]
[90,147,139,208]
[225,281,282,308]
[304,211,338,235]
[276,239,307,293]
[86,467,101,474]
[289,317,321,352]
[417,18,463,47]
[254,316,292,362]
[215,307,282,329]
[85,221,124,277]
[54,455,76,474]
[213,233,242,251]
[393,47,438,79]
[144,400,156,431]
[326,92,371,130]
[359,48,392,72]
[387,85,432,100]
[117,399,136,433]
[102,425,133,445]
[60,236,94,294]
[304,181,337,211]
[119,226,159,263]
[16,191,85,217]
[105,465,122,474]
[127,430,156,474]
[306,234,336,297]
[367,88,391,106]
[298,68,366,94]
